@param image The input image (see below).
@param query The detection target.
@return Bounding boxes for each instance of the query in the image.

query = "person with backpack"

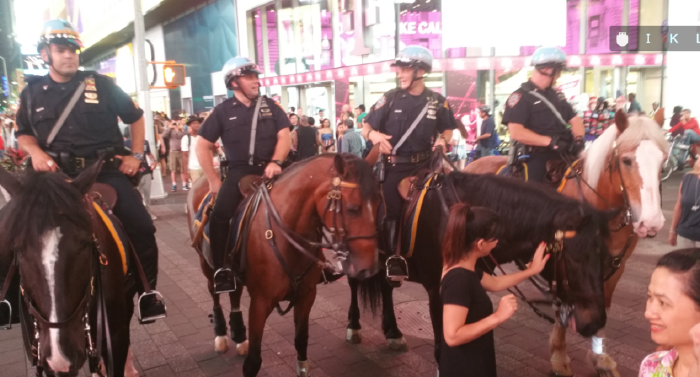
[182,115,204,183]
[362,45,457,285]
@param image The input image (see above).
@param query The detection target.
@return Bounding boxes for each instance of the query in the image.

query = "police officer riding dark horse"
[194,57,292,294]
[362,46,456,285]
[502,47,585,183]
[0,19,166,325]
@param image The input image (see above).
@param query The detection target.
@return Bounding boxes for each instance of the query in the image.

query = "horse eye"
[622,157,633,167]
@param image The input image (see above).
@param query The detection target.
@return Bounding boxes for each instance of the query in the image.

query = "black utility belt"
[383,150,431,164]
[229,160,269,168]
[44,149,122,173]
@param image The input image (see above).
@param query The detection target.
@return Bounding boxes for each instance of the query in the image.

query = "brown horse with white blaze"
[464,109,668,376]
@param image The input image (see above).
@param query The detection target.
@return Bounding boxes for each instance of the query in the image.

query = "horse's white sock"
[592,336,604,355]
[231,308,241,313]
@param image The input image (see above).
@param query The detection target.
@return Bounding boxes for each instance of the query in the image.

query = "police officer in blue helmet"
[362,46,457,286]
[196,57,291,293]
[501,46,585,183]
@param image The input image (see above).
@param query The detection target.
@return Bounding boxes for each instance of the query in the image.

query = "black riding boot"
[384,220,408,287]
[137,247,167,324]
[210,215,236,294]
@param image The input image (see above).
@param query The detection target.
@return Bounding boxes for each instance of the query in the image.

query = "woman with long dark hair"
[440,203,549,376]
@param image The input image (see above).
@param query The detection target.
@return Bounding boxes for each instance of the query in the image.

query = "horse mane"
[583,115,668,189]
[0,172,91,253]
[276,154,378,202]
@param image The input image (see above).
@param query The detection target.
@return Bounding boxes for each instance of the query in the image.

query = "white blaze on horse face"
[634,140,665,236]
[42,228,71,373]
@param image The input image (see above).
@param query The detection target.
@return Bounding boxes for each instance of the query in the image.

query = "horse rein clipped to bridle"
[259,175,378,315]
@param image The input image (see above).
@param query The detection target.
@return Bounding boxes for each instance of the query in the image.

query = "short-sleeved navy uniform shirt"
[501,80,576,140]
[363,88,456,155]
[16,71,143,157]
[198,96,291,164]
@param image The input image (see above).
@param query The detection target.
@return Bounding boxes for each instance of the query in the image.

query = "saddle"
[497,158,582,190]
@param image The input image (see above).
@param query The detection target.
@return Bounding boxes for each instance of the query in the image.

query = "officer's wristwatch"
[272,160,284,168]
[132,153,144,161]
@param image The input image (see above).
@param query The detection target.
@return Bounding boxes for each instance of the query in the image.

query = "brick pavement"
[0,175,682,377]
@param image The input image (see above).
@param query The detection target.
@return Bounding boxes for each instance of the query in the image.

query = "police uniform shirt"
[364,89,456,155]
[198,96,291,164]
[501,81,576,139]
[16,71,143,157]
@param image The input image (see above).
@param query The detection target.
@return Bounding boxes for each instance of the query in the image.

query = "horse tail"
[357,272,383,315]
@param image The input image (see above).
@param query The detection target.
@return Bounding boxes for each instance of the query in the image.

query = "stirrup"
[214,268,237,294]
[385,256,409,286]
[137,291,167,323]
[0,300,11,330]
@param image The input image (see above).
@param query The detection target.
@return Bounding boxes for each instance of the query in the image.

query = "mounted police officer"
[14,19,165,323]
[362,46,456,286]
[501,47,585,183]
[195,57,291,294]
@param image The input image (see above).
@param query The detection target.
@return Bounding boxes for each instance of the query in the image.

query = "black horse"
[347,170,616,362]
[0,162,139,376]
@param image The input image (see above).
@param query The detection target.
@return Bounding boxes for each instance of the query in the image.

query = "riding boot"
[137,246,167,324]
[210,214,236,294]
[384,220,408,287]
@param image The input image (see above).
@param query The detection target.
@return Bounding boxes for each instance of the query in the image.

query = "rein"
[259,176,377,315]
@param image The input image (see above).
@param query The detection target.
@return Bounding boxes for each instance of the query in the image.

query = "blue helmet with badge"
[222,56,262,90]
[37,19,83,53]
[391,45,433,72]
[532,47,567,82]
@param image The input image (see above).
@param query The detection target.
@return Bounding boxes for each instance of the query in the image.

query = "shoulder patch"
[507,93,522,108]
[374,96,387,110]
[274,101,284,110]
[443,101,450,109]
[557,91,567,101]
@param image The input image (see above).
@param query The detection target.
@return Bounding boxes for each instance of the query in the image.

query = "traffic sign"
[163,64,186,87]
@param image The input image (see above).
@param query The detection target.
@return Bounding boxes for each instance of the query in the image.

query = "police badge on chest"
[427,100,438,119]
[84,76,99,104]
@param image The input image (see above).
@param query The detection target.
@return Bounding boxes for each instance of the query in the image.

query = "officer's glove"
[548,136,570,152]
[569,136,585,157]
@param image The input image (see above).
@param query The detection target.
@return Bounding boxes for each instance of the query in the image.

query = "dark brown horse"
[465,110,667,376]
[346,164,618,365]
[187,154,381,377]
[0,162,139,377]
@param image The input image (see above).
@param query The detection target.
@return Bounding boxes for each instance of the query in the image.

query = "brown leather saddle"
[239,175,264,197]
[497,159,582,188]
[90,183,118,209]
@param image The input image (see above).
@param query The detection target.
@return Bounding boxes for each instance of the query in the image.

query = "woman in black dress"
[440,204,550,376]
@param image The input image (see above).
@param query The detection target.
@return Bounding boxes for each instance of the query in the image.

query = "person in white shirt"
[182,115,204,183]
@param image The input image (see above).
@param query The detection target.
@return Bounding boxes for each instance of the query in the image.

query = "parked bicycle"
[661,134,692,182]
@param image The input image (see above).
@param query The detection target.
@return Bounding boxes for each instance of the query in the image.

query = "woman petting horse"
[347,162,617,365]
[0,162,139,377]
[465,109,668,375]
[188,154,380,377]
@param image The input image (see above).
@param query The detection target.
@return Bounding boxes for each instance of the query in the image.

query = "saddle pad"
[92,202,129,274]
[496,163,529,181]
[400,175,433,259]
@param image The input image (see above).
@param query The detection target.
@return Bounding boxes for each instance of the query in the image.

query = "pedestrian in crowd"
[671,106,684,132]
[339,119,363,158]
[628,93,642,113]
[669,160,700,247]
[449,127,468,169]
[650,102,660,118]
[162,117,189,191]
[124,128,158,220]
[339,111,354,129]
[668,109,700,168]
[354,105,367,126]
[319,118,335,153]
[296,116,320,160]
[639,248,700,377]
[337,104,351,127]
[288,113,300,161]
[317,109,324,120]
[182,115,204,184]
[474,105,498,159]
[289,106,296,115]
[159,119,170,177]
[336,122,346,153]
[0,122,5,160]
[440,204,549,377]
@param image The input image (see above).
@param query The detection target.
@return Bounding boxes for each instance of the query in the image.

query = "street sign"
[163,64,186,87]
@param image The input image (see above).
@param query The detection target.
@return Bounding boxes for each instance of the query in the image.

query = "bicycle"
[661,134,693,182]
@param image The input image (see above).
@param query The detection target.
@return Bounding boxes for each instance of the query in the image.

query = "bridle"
[259,175,378,315]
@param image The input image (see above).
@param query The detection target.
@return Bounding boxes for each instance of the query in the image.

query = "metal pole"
[133,0,165,198]
[0,56,8,98]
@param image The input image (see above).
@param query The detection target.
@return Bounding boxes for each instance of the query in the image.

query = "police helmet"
[391,45,433,72]
[479,105,491,116]
[531,47,567,68]
[37,19,83,53]
[222,56,262,90]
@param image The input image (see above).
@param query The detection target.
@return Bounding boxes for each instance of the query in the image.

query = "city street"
[0,173,683,377]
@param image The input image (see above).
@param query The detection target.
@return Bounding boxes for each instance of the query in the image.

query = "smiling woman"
[641,248,700,377]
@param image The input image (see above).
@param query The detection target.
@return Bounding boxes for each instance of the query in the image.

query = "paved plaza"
[0,174,683,377]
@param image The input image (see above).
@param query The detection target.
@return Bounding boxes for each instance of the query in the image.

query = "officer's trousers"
[97,170,159,291]
[526,149,561,183]
[382,162,423,222]
[209,164,266,269]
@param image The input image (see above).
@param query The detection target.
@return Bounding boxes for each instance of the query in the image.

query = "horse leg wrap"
[210,306,227,337]
[230,310,247,343]
[297,359,311,377]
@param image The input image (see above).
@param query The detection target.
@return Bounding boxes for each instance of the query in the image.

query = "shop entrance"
[284,82,334,126]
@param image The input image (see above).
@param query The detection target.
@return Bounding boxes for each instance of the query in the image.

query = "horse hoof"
[215,336,229,354]
[236,340,249,356]
[296,359,311,377]
[587,351,621,377]
[388,337,408,352]
[550,354,573,377]
[346,328,362,344]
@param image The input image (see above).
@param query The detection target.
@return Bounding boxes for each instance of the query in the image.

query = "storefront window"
[587,0,640,54]
[253,5,279,76]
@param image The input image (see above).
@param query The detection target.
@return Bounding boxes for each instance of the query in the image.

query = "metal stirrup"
[385,255,409,281]
[0,300,11,330]
[213,268,237,293]
[137,291,167,323]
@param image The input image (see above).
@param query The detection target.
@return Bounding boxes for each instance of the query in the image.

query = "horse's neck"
[270,178,324,236]
[575,157,625,210]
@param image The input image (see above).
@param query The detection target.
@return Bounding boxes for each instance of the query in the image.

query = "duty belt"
[44,148,122,175]
[384,150,431,165]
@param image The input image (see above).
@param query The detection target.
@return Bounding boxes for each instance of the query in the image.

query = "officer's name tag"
[229,117,237,120]
[394,109,402,113]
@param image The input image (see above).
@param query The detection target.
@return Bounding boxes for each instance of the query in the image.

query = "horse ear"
[71,160,103,195]
[614,108,629,133]
[653,108,665,127]
[0,166,22,198]
[334,154,346,177]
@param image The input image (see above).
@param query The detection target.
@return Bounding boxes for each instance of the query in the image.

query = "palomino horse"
[0,162,139,377]
[465,109,668,376]
[346,159,617,363]
[187,154,381,377]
